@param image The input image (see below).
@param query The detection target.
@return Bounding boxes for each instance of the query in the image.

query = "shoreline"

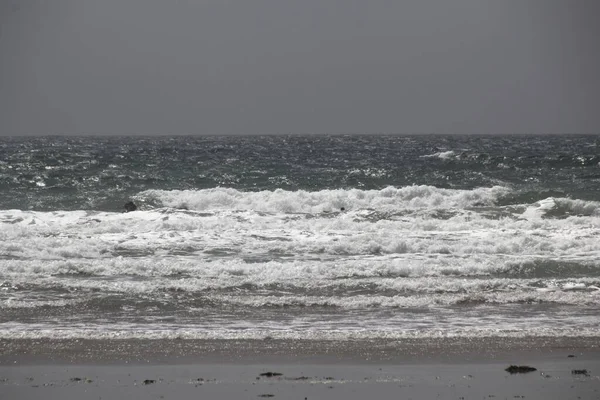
[1,336,599,365]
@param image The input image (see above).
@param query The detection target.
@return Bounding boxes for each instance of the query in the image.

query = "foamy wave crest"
[135,186,510,213]
[1,324,598,340]
[521,197,600,219]
[553,198,600,217]
[211,290,600,308]
[420,150,457,160]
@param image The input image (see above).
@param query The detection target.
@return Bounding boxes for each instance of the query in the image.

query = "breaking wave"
[135,186,511,213]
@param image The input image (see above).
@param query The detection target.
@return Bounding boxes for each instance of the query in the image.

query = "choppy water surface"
[1,135,599,340]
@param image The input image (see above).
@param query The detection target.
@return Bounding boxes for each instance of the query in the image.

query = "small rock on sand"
[259,372,283,378]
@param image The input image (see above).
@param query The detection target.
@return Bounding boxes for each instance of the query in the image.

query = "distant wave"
[420,150,457,160]
[134,185,511,213]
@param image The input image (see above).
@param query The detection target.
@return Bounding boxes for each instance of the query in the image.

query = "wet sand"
[1,337,599,399]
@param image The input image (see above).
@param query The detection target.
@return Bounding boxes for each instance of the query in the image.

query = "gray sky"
[1,0,599,135]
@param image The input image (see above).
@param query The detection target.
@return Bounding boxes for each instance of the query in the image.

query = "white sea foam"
[521,197,600,220]
[2,206,600,266]
[135,185,510,213]
[2,186,600,339]
[421,150,457,160]
[0,320,598,340]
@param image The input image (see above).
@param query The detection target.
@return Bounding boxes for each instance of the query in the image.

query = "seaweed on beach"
[287,376,311,381]
[505,365,537,374]
[571,369,589,376]
[259,372,283,378]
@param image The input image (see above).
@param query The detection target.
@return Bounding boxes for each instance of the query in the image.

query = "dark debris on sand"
[571,369,590,376]
[259,372,283,378]
[143,379,156,385]
[69,377,92,383]
[505,365,537,374]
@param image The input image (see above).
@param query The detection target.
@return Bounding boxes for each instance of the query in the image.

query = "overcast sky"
[1,0,599,135]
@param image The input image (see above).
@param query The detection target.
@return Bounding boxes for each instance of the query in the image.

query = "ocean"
[1,134,599,340]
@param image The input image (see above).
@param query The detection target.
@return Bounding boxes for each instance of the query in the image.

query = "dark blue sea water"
[1,135,599,340]
[2,134,600,211]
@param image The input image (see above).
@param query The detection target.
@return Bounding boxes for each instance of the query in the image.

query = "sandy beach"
[1,337,598,399]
